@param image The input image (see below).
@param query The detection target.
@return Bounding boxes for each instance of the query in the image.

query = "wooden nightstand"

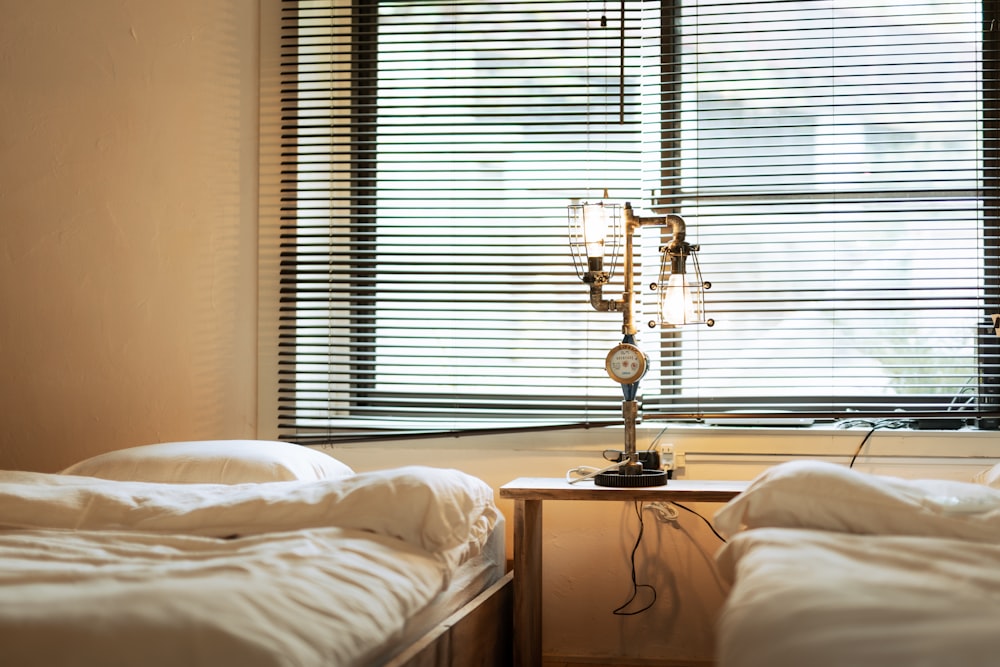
[499,477,748,667]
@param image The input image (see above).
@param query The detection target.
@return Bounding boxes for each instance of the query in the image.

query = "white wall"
[0,0,260,472]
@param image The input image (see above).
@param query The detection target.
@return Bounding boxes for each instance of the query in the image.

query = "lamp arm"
[625,204,687,243]
[587,283,624,313]
[624,204,693,280]
[664,215,687,252]
[619,203,691,336]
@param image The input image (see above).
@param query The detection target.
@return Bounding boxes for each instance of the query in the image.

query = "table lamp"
[568,199,712,486]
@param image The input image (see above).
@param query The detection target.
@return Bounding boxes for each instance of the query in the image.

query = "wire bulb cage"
[651,243,712,327]
[568,201,623,280]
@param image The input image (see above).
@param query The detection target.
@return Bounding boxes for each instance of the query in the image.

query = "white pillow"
[714,460,1000,543]
[8,465,495,554]
[60,440,354,484]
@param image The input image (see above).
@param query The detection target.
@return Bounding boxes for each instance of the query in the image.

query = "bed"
[712,459,1000,667]
[0,440,512,667]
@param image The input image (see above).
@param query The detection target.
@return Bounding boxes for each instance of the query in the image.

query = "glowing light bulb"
[660,273,703,325]
[581,203,609,261]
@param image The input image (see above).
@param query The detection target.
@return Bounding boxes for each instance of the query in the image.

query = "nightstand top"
[499,477,748,503]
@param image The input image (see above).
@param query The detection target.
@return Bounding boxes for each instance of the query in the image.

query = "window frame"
[271,0,1000,443]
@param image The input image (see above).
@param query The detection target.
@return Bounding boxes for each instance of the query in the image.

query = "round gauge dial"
[605,343,648,384]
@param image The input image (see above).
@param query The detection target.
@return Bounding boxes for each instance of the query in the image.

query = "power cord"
[645,501,679,524]
[671,501,728,543]
[839,418,912,468]
[582,418,918,618]
[646,501,727,543]
[565,461,622,484]
[565,441,727,616]
[612,501,656,616]
[611,498,729,617]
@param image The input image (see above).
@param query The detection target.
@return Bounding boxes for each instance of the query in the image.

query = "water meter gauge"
[605,343,648,384]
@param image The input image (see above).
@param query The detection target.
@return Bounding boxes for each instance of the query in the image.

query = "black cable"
[671,501,727,543]
[849,425,877,468]
[843,418,911,468]
[647,424,669,453]
[612,501,657,616]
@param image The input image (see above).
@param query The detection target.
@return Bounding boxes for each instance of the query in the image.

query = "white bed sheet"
[716,527,1000,667]
[0,466,501,667]
[713,461,1000,667]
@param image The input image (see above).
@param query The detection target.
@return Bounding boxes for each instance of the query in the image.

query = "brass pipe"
[621,400,643,474]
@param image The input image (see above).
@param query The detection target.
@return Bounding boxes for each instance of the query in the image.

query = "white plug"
[660,444,686,472]
[661,444,675,471]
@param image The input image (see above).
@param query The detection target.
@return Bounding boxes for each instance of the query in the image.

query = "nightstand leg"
[512,498,542,667]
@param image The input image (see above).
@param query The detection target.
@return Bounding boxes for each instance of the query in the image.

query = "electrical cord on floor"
[612,501,657,616]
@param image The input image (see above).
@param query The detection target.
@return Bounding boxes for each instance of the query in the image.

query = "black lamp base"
[594,469,668,487]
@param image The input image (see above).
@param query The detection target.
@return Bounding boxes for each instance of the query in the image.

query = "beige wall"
[0,0,260,472]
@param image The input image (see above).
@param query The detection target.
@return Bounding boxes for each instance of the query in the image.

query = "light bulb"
[581,203,609,260]
[661,273,703,325]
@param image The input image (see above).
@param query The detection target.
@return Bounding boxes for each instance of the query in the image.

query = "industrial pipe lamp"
[568,199,712,487]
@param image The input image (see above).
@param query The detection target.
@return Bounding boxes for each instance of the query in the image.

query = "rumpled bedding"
[0,466,500,667]
[713,461,1000,667]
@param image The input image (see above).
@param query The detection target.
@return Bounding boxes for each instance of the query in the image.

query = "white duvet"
[713,461,1000,667]
[0,466,500,667]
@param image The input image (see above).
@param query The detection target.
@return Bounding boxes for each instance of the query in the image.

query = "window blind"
[642,0,1000,425]
[278,0,1000,444]
[279,0,647,442]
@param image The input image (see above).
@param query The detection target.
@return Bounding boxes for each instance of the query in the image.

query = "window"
[277,0,1000,443]
[656,0,1000,423]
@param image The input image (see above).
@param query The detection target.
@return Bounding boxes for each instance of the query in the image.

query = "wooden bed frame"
[385,571,514,667]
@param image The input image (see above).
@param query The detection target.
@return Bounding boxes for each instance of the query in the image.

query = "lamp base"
[594,468,668,487]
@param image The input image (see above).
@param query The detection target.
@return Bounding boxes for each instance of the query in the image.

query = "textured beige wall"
[0,1,260,472]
